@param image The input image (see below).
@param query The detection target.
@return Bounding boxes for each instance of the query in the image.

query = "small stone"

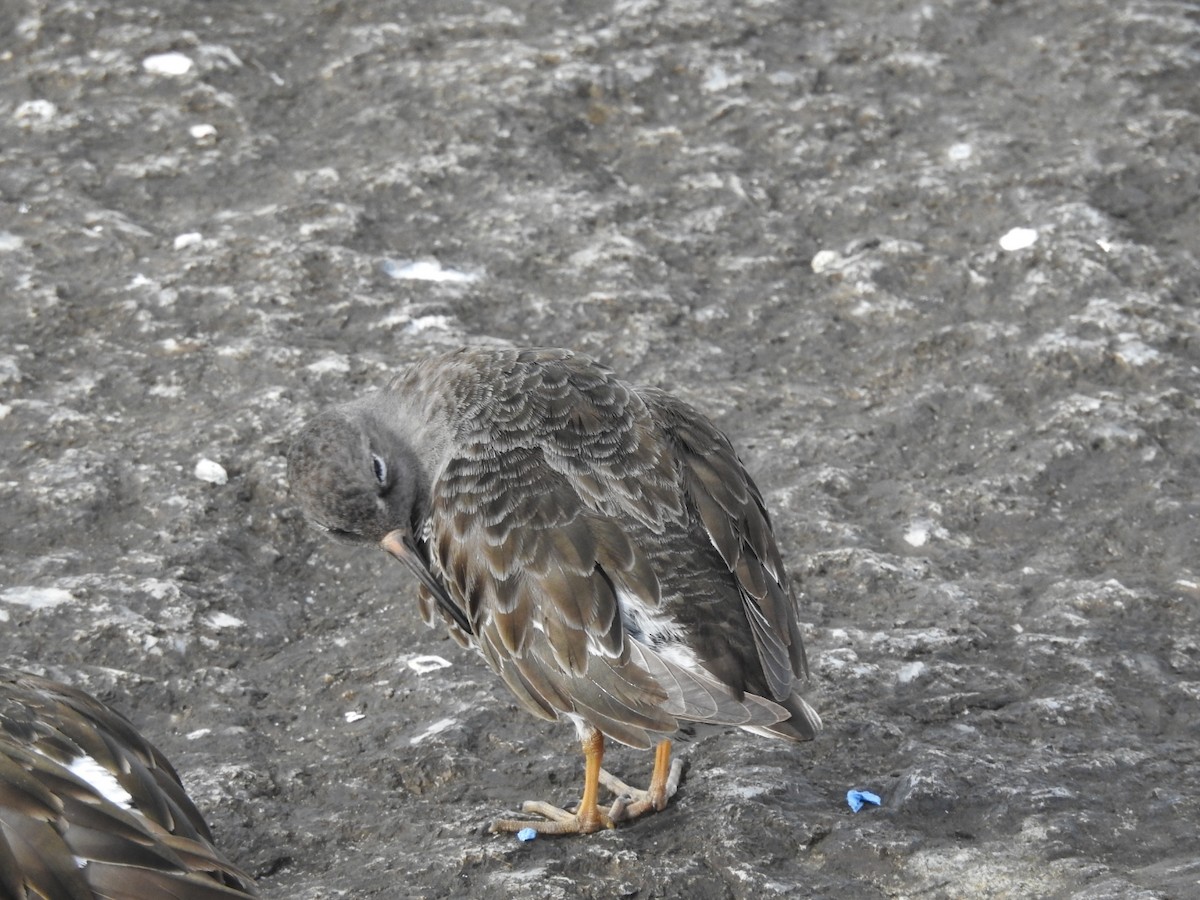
[14,99,57,122]
[999,227,1038,252]
[143,52,194,76]
[947,142,972,161]
[190,123,218,144]
[811,249,842,273]
[194,459,228,485]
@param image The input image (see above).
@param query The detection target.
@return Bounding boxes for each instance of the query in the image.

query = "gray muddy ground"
[1,1,1198,897]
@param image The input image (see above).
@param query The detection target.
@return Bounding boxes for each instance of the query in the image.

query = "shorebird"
[287,347,820,835]
[0,667,257,897]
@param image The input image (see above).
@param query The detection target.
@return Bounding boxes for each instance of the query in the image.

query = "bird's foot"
[490,800,617,835]
[489,737,683,836]
[599,756,684,822]
[488,756,685,835]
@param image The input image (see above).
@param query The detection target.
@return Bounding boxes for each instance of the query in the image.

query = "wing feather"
[408,349,813,744]
[0,670,257,896]
[429,443,671,731]
[640,387,809,698]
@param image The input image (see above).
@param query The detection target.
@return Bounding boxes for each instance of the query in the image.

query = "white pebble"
[343,711,366,724]
[999,227,1038,252]
[205,611,244,630]
[904,522,930,547]
[947,142,972,162]
[173,232,202,250]
[381,258,479,284]
[194,458,228,485]
[143,52,194,76]
[408,655,452,674]
[810,249,842,273]
[189,123,218,143]
[14,99,57,122]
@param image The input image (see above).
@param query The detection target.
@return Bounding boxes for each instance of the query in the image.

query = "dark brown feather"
[0,668,257,898]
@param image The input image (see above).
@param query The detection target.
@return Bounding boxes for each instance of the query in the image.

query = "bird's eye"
[371,454,387,485]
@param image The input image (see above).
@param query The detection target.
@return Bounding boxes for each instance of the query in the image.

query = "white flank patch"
[143,52,193,76]
[408,655,451,674]
[1,586,75,609]
[186,728,212,740]
[999,227,1038,252]
[173,232,202,250]
[194,458,228,484]
[410,717,456,745]
[618,587,688,648]
[68,755,134,808]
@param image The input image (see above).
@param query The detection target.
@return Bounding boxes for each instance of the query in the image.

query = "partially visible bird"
[0,667,257,898]
[287,346,821,835]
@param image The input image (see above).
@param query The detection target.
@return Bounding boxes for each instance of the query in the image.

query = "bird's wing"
[638,388,809,700]
[499,354,805,697]
[419,353,793,746]
[0,670,258,896]
[428,442,683,748]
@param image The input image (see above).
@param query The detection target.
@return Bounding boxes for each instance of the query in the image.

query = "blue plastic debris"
[847,789,882,812]
[516,827,537,842]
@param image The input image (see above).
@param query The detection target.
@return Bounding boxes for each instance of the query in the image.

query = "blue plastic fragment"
[516,827,537,842]
[847,789,882,812]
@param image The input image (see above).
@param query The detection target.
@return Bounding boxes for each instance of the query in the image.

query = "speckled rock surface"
[2,1,1198,897]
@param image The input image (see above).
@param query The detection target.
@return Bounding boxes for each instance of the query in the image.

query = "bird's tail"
[742,690,822,741]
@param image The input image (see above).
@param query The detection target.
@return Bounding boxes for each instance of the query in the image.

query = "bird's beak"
[379,529,473,635]
[380,529,412,560]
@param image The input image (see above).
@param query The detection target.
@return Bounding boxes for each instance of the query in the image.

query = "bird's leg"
[490,728,614,835]
[600,739,683,822]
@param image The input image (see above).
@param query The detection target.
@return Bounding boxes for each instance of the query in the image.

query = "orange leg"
[601,739,683,821]
[491,728,614,835]
[490,733,683,836]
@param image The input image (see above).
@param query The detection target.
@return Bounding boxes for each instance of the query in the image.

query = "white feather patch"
[67,755,134,808]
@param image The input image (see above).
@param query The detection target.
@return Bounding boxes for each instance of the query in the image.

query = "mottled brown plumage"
[0,668,257,898]
[288,347,820,833]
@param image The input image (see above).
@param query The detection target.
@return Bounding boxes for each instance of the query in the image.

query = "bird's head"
[287,406,423,546]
